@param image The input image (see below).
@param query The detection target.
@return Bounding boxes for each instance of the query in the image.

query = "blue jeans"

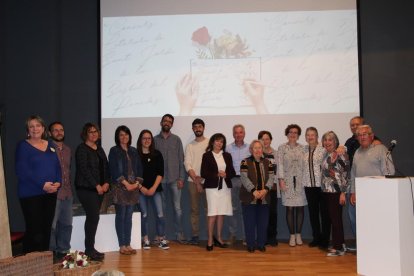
[115,204,134,247]
[229,177,244,239]
[140,192,166,238]
[162,182,183,237]
[347,193,357,237]
[50,197,73,253]
[242,204,269,248]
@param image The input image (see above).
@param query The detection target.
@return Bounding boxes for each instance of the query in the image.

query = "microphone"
[387,140,397,153]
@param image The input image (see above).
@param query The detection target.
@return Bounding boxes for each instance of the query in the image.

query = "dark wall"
[1,0,413,236]
[358,1,414,176]
[1,0,99,230]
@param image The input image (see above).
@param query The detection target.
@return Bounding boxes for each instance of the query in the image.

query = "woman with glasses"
[137,129,168,250]
[75,123,110,261]
[258,130,279,246]
[277,124,307,247]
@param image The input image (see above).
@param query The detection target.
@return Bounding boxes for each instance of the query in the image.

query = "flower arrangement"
[191,26,252,59]
[60,250,89,269]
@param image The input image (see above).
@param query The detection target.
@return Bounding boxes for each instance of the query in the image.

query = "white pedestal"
[71,212,141,252]
[356,177,414,276]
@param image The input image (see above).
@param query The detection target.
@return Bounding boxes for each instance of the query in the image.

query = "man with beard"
[184,118,209,245]
[154,114,186,243]
[48,122,73,261]
[226,124,250,244]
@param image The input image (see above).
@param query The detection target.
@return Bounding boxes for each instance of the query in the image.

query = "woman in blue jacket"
[108,125,144,255]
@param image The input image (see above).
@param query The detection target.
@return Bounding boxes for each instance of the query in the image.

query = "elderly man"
[226,124,250,244]
[345,116,381,167]
[349,125,395,245]
[345,118,382,248]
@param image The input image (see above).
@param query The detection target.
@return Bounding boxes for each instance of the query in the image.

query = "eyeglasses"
[88,130,98,134]
[357,133,371,137]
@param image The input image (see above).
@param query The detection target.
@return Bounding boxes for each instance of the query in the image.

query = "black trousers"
[305,187,330,244]
[323,192,344,250]
[20,193,57,253]
[267,190,278,242]
[76,189,103,252]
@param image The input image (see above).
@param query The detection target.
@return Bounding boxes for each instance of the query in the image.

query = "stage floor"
[99,240,357,275]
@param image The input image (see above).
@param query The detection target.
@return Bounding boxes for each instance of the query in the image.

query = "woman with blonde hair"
[15,115,61,253]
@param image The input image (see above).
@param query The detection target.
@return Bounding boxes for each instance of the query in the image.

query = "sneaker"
[289,235,296,247]
[143,240,151,250]
[176,239,188,244]
[175,233,187,244]
[327,249,345,257]
[159,239,170,250]
[295,234,303,246]
[346,245,357,252]
[333,244,347,252]
[188,236,199,245]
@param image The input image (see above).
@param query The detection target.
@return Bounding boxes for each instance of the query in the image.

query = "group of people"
[15,114,394,261]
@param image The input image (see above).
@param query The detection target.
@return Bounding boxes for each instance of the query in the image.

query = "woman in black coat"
[201,133,235,251]
[75,123,110,261]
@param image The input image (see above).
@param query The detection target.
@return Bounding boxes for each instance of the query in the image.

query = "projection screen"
[100,0,359,151]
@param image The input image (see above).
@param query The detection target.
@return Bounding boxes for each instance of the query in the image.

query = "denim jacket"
[108,145,143,184]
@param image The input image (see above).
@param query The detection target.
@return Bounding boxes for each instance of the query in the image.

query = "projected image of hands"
[175,74,269,116]
[176,74,199,116]
[243,79,269,115]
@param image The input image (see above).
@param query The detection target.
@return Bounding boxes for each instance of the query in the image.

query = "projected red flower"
[192,27,252,59]
[192,27,211,46]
